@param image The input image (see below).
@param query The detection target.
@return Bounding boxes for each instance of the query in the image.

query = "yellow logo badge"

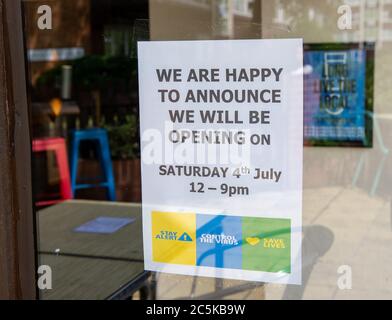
[152,211,196,265]
[246,237,260,246]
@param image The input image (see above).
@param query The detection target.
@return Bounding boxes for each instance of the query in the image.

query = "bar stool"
[69,128,116,201]
[32,137,73,206]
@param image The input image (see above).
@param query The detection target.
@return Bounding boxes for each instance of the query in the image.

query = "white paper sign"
[138,39,303,284]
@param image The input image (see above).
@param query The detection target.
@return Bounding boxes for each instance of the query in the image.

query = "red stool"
[32,137,73,206]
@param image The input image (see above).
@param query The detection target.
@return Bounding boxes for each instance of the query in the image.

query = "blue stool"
[70,128,116,201]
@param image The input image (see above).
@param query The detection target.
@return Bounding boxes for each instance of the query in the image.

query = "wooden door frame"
[0,0,36,299]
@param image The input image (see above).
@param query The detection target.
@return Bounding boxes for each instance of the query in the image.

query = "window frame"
[0,0,37,300]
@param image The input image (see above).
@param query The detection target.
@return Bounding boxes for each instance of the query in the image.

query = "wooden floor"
[37,200,145,300]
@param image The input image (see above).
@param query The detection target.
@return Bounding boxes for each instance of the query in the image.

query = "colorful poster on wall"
[304,43,374,147]
[138,39,303,284]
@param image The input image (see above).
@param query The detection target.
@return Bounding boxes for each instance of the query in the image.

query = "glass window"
[22,0,392,299]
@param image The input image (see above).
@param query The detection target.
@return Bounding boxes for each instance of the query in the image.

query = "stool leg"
[55,142,73,200]
[98,134,116,201]
[70,135,80,196]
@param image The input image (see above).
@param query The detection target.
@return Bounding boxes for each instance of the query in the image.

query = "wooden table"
[37,200,150,300]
